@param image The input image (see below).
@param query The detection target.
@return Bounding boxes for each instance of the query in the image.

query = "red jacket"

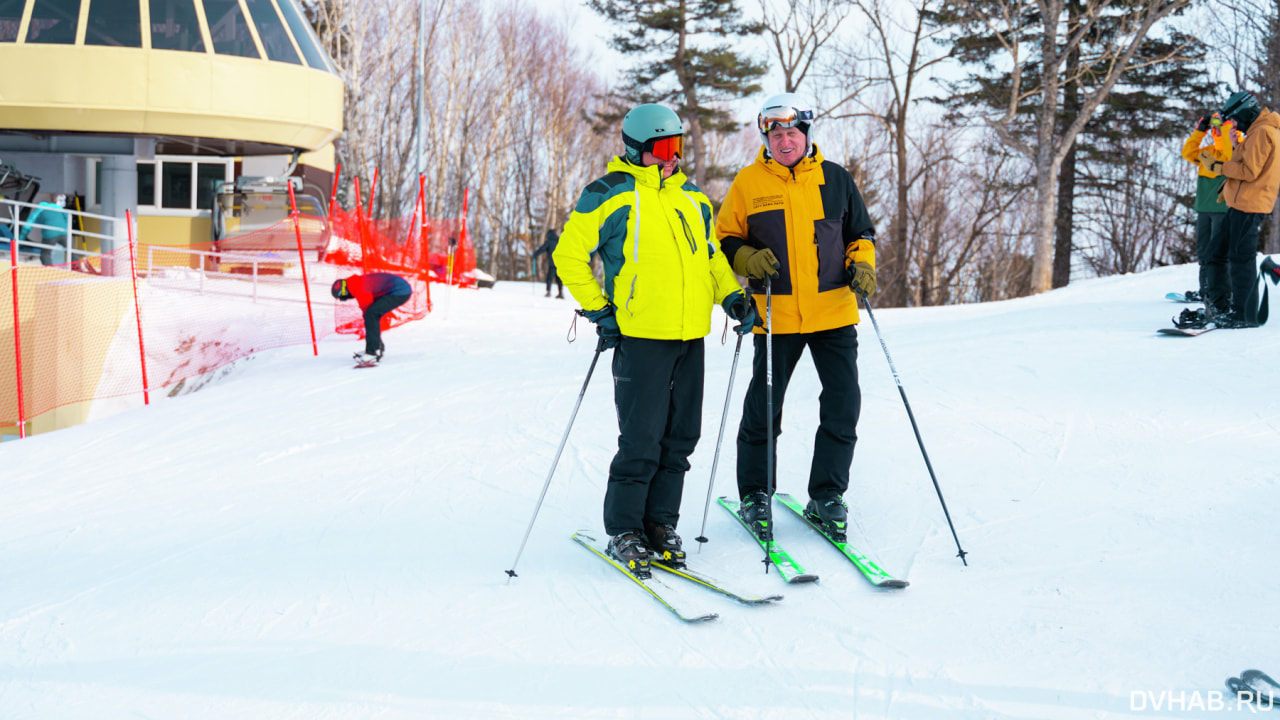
[346,273,411,310]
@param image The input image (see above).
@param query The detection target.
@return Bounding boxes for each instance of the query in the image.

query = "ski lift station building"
[0,0,343,254]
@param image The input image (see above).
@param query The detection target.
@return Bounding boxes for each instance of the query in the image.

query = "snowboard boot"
[805,496,849,542]
[1173,307,1209,330]
[606,531,651,579]
[739,491,773,541]
[1214,309,1256,329]
[644,522,686,568]
[353,352,379,366]
[1183,289,1202,302]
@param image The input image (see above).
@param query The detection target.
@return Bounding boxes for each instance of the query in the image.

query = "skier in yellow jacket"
[554,103,755,578]
[717,92,877,543]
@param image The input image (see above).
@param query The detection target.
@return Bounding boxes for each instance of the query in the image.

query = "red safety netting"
[322,182,474,338]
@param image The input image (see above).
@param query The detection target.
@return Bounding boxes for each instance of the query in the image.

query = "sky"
[2,257,1279,718]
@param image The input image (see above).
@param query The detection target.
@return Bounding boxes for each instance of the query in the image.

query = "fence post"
[287,182,319,356]
[125,210,150,406]
[8,234,25,438]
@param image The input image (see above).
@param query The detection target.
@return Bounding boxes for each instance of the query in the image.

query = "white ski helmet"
[757,93,816,157]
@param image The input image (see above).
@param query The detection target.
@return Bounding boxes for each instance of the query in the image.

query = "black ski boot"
[606,531,651,579]
[805,496,849,542]
[739,491,773,541]
[644,522,686,568]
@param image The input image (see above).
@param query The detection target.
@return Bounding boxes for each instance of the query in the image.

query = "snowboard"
[1156,326,1215,337]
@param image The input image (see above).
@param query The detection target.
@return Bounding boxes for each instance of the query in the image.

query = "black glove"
[582,305,621,350]
[1197,114,1212,133]
[721,290,761,335]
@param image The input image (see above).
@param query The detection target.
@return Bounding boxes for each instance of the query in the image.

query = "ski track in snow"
[2,265,1279,718]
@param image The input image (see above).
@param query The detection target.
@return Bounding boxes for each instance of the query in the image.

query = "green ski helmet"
[757,92,816,157]
[1220,90,1262,132]
[621,104,684,164]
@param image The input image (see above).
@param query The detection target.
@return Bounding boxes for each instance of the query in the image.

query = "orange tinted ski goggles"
[647,135,684,162]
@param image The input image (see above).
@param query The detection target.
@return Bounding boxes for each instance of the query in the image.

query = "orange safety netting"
[2,182,471,437]
[1,243,340,436]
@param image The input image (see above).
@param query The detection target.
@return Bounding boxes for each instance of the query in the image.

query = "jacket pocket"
[813,217,847,292]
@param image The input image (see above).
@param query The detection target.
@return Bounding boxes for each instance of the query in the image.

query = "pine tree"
[588,0,767,188]
[924,0,1191,292]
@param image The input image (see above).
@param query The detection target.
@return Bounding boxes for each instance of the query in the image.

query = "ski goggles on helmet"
[645,134,684,162]
[758,106,815,134]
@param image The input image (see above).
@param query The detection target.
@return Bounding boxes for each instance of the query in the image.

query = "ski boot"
[805,496,849,542]
[738,491,773,541]
[606,531,651,579]
[644,522,686,568]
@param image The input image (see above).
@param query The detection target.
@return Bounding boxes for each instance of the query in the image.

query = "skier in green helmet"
[554,103,757,579]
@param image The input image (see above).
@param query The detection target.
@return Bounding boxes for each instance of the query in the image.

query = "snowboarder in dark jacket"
[331,272,412,364]
[532,228,563,298]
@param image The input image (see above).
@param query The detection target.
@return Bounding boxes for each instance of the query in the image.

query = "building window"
[204,0,260,58]
[244,0,300,65]
[86,0,143,47]
[26,0,80,44]
[150,0,206,52]
[0,0,24,42]
[138,163,156,206]
[275,0,331,72]
[137,157,232,215]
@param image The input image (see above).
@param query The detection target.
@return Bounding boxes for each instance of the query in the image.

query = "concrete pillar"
[98,155,137,276]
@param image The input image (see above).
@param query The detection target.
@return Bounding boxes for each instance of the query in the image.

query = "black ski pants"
[736,324,860,502]
[364,293,411,354]
[543,261,563,295]
[1204,208,1262,318]
[602,337,704,536]
[1195,211,1225,297]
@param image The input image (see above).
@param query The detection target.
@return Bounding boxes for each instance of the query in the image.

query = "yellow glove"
[849,261,877,297]
[732,246,781,279]
[1198,148,1225,175]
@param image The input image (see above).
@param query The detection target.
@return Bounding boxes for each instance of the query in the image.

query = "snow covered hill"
[2,263,1278,719]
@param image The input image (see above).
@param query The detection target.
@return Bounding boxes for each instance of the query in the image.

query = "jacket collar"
[757,143,825,180]
[608,156,688,189]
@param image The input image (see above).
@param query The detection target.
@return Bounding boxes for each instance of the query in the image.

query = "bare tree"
[1075,138,1190,276]
[759,0,855,93]
[934,0,1192,294]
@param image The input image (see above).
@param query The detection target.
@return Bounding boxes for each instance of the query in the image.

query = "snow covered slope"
[2,263,1277,719]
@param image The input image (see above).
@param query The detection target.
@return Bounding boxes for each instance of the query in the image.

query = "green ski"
[717,497,818,584]
[774,492,909,589]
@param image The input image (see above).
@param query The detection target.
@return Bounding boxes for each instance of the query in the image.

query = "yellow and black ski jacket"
[717,145,876,335]
[554,157,741,340]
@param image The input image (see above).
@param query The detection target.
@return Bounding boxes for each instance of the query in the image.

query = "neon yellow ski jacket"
[554,157,741,340]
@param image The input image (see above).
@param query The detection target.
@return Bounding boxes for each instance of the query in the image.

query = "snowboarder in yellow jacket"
[716,92,877,543]
[1178,111,1240,306]
[554,103,754,578]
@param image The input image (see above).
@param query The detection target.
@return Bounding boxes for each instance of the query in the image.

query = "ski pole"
[506,342,604,579]
[694,329,745,551]
[762,276,775,573]
[859,293,968,565]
